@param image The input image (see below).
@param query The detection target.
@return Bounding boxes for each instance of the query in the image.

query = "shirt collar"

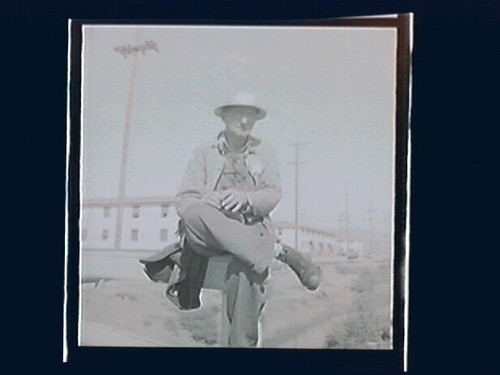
[216,131,260,156]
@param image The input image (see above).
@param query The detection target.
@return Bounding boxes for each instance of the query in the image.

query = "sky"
[80,25,397,233]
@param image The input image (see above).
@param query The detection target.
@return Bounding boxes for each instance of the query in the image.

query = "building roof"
[273,221,337,237]
[83,196,175,207]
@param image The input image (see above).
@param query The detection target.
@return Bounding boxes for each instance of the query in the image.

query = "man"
[140,91,322,347]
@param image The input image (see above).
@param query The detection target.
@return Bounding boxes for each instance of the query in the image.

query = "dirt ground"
[80,257,392,349]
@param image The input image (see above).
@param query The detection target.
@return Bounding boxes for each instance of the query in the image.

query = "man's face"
[221,106,260,138]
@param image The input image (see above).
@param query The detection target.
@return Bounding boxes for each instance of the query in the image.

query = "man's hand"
[220,189,249,213]
[201,192,222,209]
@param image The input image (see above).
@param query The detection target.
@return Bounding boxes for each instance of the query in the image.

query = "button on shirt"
[215,135,261,224]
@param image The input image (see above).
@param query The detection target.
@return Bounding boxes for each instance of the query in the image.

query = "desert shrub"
[325,305,391,349]
[325,261,392,349]
[351,273,375,293]
[179,308,219,345]
[351,262,391,294]
[334,262,360,275]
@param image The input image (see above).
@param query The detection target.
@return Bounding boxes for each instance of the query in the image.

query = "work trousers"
[180,202,276,347]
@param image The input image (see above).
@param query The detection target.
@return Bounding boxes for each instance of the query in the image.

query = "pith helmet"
[214,91,267,120]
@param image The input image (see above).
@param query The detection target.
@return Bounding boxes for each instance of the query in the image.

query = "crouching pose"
[140,91,322,347]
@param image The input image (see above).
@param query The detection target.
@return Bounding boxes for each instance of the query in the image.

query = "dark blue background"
[1,1,496,374]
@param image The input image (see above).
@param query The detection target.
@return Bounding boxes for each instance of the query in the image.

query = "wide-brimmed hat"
[214,91,267,120]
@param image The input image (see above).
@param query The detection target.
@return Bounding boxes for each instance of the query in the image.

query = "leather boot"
[277,244,323,291]
[166,244,208,310]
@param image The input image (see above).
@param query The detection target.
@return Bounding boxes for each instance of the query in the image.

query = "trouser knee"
[181,202,214,228]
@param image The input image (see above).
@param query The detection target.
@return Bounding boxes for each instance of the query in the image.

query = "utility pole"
[113,37,158,250]
[337,213,344,255]
[288,142,308,252]
[343,181,352,254]
[368,203,374,257]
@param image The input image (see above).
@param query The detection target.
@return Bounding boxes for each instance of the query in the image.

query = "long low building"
[273,222,364,258]
[82,196,178,250]
[81,197,363,258]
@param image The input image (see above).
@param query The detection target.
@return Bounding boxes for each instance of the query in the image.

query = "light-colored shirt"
[175,131,282,228]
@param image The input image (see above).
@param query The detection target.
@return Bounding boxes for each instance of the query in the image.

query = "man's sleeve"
[246,146,282,217]
[175,147,207,218]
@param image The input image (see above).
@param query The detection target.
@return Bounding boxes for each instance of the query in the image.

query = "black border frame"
[67,15,411,372]
[4,0,497,373]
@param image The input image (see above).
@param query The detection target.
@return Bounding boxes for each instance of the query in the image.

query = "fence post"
[203,255,233,347]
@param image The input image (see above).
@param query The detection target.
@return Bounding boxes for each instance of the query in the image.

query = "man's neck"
[224,132,248,153]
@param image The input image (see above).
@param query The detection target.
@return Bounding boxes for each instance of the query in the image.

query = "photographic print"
[71,16,411,351]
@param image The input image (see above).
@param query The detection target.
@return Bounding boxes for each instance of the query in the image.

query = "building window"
[160,229,168,242]
[101,229,109,240]
[132,205,140,218]
[103,206,111,218]
[161,204,169,218]
[131,229,139,242]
